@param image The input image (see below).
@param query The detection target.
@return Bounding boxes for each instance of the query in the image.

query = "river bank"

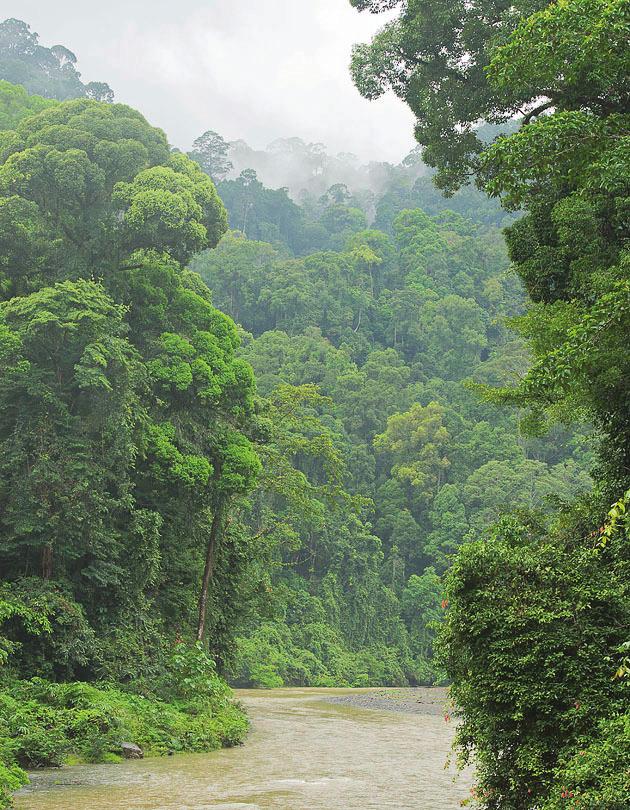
[16,687,471,810]
[325,685,450,715]
[1,675,248,810]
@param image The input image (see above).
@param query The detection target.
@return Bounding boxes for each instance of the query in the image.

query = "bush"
[0,763,27,810]
[0,672,248,807]
[541,713,630,810]
[438,507,630,809]
[0,581,95,681]
[156,641,231,704]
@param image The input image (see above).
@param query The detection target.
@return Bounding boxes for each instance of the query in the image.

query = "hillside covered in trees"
[0,3,627,808]
[347,0,629,806]
[189,171,592,688]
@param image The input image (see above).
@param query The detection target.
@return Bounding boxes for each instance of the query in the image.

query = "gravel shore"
[325,687,451,716]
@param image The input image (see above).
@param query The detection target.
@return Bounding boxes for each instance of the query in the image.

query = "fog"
[4,0,416,163]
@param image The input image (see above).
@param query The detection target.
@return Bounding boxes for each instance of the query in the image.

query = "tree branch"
[522,100,556,125]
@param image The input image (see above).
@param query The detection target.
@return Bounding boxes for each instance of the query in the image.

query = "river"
[15,687,472,810]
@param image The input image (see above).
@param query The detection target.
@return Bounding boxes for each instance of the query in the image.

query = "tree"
[0,99,225,297]
[84,82,114,103]
[374,401,450,522]
[472,0,630,484]
[0,80,55,131]
[195,429,261,642]
[112,153,227,262]
[320,182,351,206]
[0,18,113,102]
[348,0,547,191]
[217,169,303,248]
[0,591,50,667]
[0,280,144,596]
[189,130,233,182]
[0,92,259,673]
[462,459,591,534]
[423,484,468,572]
[401,567,443,677]
[116,252,260,650]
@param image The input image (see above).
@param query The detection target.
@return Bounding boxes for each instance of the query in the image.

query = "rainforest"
[0,2,628,808]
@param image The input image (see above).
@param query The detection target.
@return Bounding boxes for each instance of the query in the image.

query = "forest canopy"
[0,18,113,101]
[350,0,629,806]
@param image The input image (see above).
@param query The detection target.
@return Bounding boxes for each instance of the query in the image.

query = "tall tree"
[348,0,548,191]
[0,18,113,102]
[0,92,258,670]
[189,130,234,182]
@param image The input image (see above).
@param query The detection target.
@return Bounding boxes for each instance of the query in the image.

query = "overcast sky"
[4,0,416,163]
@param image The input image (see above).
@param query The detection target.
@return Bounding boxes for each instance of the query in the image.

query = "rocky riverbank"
[325,686,451,716]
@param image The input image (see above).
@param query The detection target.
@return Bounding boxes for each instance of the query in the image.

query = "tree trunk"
[41,544,53,580]
[196,501,225,642]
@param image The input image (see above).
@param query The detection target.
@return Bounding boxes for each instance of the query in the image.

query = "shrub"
[541,714,630,810]
[0,674,249,807]
[438,508,630,808]
[0,763,27,810]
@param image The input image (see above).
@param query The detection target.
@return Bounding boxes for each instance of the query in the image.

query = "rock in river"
[120,742,143,759]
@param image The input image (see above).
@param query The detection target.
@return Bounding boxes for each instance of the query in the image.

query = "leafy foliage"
[1,6,624,804]
[0,668,246,772]
[349,0,628,805]
[0,19,113,102]
[439,503,630,808]
[191,176,591,688]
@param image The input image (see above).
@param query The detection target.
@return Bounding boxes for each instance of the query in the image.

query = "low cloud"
[6,0,416,163]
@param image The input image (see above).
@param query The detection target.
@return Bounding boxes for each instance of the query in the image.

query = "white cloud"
[4,0,416,162]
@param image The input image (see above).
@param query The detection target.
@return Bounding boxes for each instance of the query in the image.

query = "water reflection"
[16,688,471,810]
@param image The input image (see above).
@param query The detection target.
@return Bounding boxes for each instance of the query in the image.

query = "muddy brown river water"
[15,687,472,810]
